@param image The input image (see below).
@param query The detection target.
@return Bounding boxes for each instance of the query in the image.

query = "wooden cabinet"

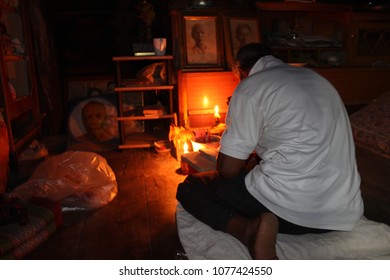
[0,0,42,168]
[113,55,177,149]
[257,2,390,68]
[255,2,390,105]
[256,2,352,67]
[348,12,390,66]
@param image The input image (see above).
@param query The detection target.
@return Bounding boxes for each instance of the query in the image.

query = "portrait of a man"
[230,18,260,55]
[185,17,218,65]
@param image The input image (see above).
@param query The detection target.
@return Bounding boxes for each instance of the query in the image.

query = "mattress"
[176,204,390,260]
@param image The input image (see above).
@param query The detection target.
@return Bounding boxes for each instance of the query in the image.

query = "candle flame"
[214,105,220,118]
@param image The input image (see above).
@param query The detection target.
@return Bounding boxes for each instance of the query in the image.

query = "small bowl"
[154,140,172,155]
[191,135,220,152]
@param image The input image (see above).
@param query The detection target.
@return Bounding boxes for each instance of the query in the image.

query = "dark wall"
[42,0,172,78]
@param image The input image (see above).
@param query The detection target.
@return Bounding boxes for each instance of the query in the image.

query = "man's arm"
[217,152,246,179]
[217,152,260,179]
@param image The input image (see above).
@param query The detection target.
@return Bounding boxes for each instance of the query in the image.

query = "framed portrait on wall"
[224,16,261,68]
[182,15,224,70]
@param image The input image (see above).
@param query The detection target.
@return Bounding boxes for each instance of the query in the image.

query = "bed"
[349,91,390,159]
[176,204,390,260]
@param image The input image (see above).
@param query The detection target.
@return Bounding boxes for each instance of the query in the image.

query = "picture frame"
[224,16,261,68]
[67,96,120,151]
[182,15,224,70]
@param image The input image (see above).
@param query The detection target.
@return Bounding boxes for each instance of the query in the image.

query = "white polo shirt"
[220,55,363,230]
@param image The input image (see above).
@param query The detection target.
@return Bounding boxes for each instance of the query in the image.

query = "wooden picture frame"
[182,15,224,70]
[224,16,261,68]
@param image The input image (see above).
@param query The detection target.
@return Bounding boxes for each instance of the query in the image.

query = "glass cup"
[153,38,167,56]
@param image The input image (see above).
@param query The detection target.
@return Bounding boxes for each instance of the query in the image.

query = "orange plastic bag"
[11,151,118,210]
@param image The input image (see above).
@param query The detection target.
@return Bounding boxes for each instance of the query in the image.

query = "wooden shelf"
[113,55,173,62]
[13,120,41,156]
[119,131,170,149]
[117,113,177,122]
[0,1,42,171]
[114,55,177,149]
[114,85,174,92]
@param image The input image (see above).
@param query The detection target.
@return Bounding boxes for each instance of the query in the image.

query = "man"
[188,23,217,64]
[176,43,363,259]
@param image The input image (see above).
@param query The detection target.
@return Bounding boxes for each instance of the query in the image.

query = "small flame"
[214,105,220,119]
[183,141,189,154]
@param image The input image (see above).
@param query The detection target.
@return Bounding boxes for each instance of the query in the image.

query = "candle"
[214,105,220,124]
[181,141,190,174]
[183,88,189,129]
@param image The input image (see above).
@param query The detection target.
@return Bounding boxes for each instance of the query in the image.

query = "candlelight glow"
[181,72,239,128]
[203,96,209,108]
[214,105,220,119]
[183,141,189,154]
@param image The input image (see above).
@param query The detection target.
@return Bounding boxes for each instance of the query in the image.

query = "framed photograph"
[224,16,261,68]
[182,15,224,70]
[67,96,120,151]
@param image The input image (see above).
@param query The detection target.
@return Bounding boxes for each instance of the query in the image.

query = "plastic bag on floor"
[11,151,118,210]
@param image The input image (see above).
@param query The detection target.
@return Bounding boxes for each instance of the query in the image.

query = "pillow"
[176,204,390,260]
[349,91,390,159]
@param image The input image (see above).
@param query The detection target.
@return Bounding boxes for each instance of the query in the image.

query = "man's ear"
[239,69,249,80]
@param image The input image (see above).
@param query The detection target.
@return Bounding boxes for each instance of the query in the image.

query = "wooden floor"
[23,147,187,260]
[9,137,390,260]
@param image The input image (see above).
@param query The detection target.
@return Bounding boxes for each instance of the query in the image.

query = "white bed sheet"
[176,204,390,260]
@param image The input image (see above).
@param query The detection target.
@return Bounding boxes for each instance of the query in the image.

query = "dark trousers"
[177,170,331,235]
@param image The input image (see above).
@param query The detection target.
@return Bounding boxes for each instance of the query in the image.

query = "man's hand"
[244,154,260,172]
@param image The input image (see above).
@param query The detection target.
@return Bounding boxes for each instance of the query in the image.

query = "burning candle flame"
[214,105,220,119]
